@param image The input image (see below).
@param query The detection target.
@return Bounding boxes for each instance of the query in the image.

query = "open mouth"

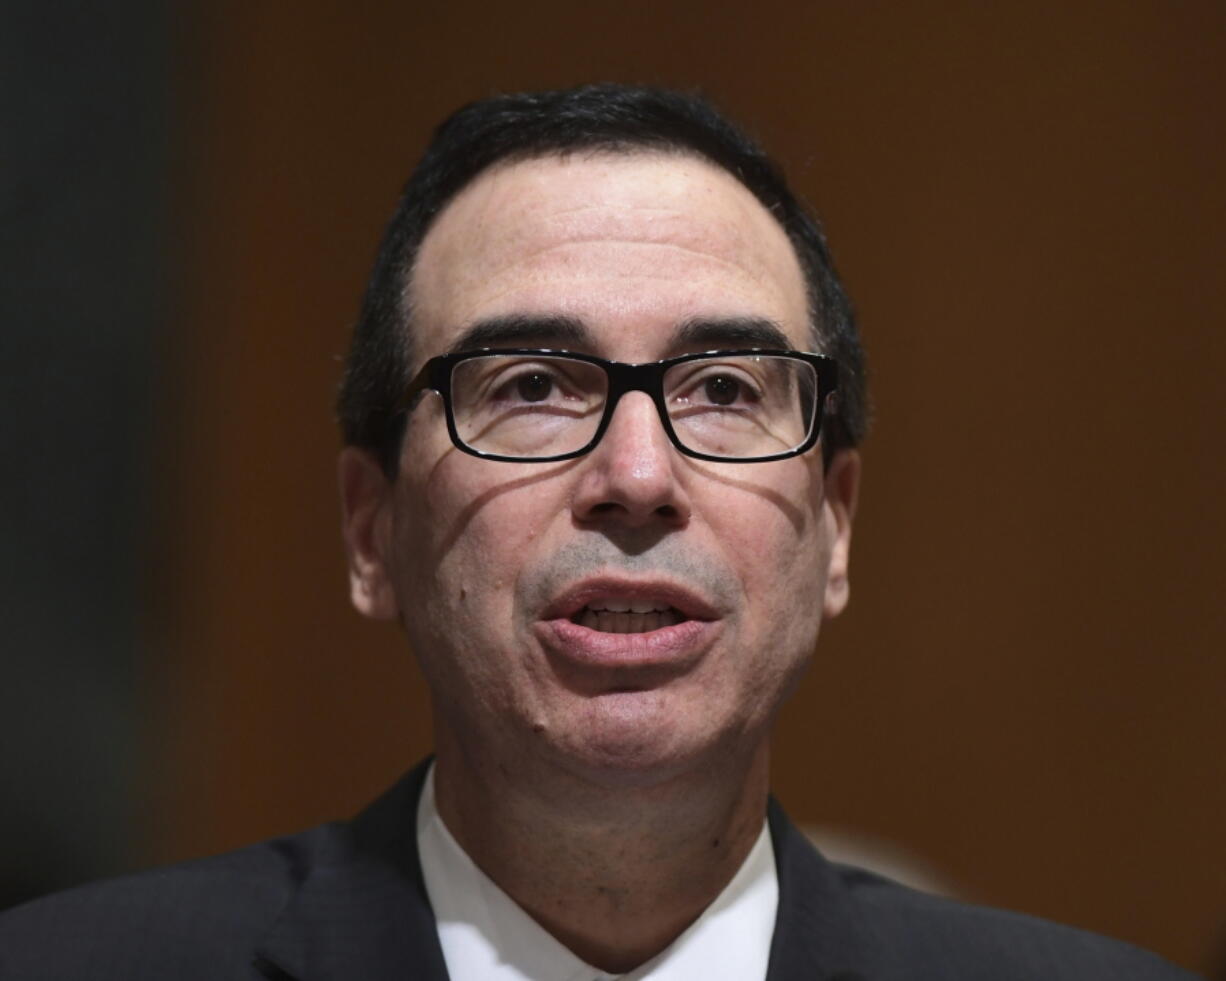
[538,580,719,669]
[570,601,684,634]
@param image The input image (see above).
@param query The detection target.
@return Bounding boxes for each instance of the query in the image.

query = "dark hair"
[337,83,867,473]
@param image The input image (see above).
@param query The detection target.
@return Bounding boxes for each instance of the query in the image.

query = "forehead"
[409,152,811,359]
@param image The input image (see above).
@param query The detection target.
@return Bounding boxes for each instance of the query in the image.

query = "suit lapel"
[765,798,873,981]
[255,761,450,980]
[254,771,869,981]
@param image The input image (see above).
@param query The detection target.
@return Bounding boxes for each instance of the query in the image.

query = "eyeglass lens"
[449,354,818,460]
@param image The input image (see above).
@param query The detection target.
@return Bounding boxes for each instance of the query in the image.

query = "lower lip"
[535,617,718,670]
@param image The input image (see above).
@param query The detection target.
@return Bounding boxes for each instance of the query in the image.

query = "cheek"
[393,409,569,710]
[709,474,825,591]
[398,455,560,641]
[390,485,537,720]
[703,472,829,659]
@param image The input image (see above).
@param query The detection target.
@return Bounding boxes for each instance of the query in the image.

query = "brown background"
[145,1,1224,973]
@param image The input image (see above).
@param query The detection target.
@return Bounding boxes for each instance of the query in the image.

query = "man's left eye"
[702,374,742,406]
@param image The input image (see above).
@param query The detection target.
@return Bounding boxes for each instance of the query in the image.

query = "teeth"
[585,600,671,614]
[577,609,682,633]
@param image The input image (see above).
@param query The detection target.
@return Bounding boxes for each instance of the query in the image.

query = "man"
[0,85,1197,980]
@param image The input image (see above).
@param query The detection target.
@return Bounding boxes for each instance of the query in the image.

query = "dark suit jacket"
[0,761,1200,979]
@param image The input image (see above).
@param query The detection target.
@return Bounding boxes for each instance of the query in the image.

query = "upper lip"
[540,576,721,623]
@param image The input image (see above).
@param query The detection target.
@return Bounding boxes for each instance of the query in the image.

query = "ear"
[821,448,861,619]
[338,446,401,620]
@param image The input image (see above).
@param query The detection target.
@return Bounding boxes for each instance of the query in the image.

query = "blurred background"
[3,0,1223,973]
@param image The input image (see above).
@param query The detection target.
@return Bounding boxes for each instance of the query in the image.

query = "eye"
[676,366,763,409]
[485,361,589,409]
[703,374,742,406]
[516,372,554,403]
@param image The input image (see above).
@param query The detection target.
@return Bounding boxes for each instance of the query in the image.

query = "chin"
[544,689,739,790]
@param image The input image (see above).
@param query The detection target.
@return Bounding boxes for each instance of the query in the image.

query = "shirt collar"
[417,763,778,981]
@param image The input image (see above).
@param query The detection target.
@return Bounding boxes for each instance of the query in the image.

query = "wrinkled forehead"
[408,151,811,360]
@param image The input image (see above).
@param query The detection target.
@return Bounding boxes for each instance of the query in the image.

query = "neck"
[431,737,771,973]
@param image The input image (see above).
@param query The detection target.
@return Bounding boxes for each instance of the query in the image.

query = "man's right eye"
[514,371,554,403]
[460,357,603,417]
[485,365,571,406]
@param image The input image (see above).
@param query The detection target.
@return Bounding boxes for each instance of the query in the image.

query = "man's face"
[341,152,857,788]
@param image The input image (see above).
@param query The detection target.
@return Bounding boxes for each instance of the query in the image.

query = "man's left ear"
[821,448,861,619]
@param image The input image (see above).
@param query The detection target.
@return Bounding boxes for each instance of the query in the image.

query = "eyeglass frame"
[399,347,839,464]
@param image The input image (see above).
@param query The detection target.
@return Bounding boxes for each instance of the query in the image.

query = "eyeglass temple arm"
[399,358,442,413]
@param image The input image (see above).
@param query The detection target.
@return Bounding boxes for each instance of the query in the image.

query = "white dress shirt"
[417,764,778,981]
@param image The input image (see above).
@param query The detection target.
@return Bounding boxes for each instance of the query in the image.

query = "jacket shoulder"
[0,824,337,981]
[833,864,1200,980]
[767,800,1200,979]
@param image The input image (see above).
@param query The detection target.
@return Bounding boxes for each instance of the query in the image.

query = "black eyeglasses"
[401,348,838,463]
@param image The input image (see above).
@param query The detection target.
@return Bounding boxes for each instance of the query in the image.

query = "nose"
[570,391,691,529]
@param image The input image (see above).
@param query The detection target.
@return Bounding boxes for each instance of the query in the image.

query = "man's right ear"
[337,446,400,620]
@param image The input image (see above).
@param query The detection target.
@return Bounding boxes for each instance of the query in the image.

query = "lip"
[539,576,721,623]
[534,576,722,672]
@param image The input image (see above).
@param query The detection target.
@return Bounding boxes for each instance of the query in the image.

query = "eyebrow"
[446,313,796,358]
[674,317,795,352]
[447,315,591,354]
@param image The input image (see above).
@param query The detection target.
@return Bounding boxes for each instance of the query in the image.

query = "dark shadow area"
[0,0,171,908]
